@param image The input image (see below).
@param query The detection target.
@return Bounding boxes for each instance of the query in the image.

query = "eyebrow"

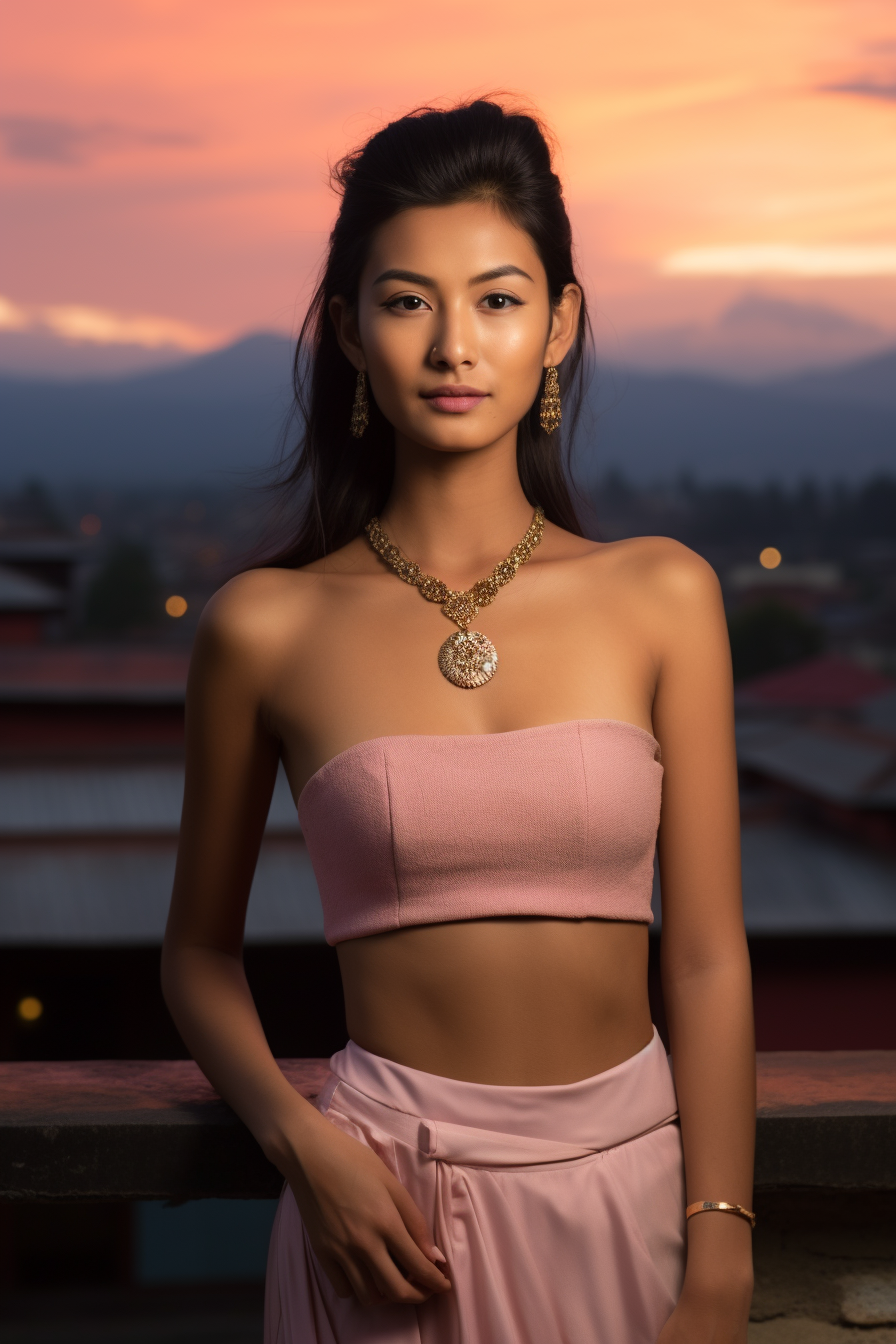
[371,264,534,287]
[470,265,534,284]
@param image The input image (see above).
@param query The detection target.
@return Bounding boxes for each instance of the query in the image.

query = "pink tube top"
[297,719,662,945]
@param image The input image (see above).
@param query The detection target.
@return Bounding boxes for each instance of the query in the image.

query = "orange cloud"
[1,0,895,340]
[663,245,896,276]
[0,294,221,349]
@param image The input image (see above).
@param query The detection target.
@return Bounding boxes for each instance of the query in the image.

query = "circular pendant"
[438,630,498,689]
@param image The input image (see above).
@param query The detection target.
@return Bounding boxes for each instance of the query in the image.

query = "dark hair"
[262,97,590,568]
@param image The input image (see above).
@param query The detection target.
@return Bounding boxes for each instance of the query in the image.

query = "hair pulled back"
[264,97,589,568]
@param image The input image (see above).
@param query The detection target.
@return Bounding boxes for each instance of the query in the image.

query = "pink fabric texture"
[298,720,662,945]
[264,1029,685,1344]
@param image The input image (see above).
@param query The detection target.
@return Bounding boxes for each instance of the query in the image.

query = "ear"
[544,284,582,369]
[328,295,366,372]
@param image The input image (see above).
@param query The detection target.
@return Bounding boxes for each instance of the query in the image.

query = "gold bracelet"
[686,1200,756,1229]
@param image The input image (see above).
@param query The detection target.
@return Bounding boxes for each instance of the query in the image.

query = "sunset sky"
[2,0,896,363]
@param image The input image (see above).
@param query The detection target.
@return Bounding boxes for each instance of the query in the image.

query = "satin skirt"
[264,1027,685,1344]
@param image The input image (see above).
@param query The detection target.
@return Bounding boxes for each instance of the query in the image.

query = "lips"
[423,385,489,414]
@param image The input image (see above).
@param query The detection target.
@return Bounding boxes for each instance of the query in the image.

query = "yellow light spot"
[17,996,43,1022]
[165,594,188,618]
[759,547,782,570]
[80,513,101,536]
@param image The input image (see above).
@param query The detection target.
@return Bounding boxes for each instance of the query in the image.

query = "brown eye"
[482,293,520,310]
[388,295,428,311]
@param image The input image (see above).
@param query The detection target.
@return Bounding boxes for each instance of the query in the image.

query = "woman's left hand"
[657,1213,753,1343]
[655,1283,751,1344]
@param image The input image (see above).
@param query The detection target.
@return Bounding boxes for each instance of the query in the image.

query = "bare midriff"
[336,917,654,1085]
[270,539,664,1087]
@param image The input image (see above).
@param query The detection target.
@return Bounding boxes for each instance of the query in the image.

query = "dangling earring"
[539,366,561,434]
[350,370,369,438]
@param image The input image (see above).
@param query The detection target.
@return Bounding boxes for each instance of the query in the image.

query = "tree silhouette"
[728,601,824,683]
[82,542,162,637]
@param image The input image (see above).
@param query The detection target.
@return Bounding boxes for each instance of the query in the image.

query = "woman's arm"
[161,573,450,1307]
[641,544,755,1343]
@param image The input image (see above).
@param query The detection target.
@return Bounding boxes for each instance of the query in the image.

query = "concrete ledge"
[1,1051,894,1202]
[755,1051,896,1191]
[0,1059,329,1201]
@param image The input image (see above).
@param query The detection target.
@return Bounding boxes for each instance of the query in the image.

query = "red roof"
[0,645,191,702]
[737,654,895,710]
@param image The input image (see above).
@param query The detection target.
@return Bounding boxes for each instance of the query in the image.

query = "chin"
[404,417,516,455]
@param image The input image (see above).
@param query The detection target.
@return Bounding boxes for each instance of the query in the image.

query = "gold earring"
[350,370,369,438]
[539,366,561,435]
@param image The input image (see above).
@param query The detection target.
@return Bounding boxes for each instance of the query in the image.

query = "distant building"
[0,645,189,758]
[0,535,80,644]
[0,566,66,645]
[735,652,895,718]
[0,646,321,946]
[726,561,846,615]
[733,652,896,890]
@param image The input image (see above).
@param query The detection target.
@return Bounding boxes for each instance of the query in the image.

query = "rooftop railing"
[2,1052,894,1204]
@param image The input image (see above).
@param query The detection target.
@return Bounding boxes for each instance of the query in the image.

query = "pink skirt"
[265,1028,685,1344]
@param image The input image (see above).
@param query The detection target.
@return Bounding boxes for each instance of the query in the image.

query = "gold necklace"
[364,507,545,689]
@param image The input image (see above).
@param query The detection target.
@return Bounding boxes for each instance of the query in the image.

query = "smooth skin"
[163,200,755,1338]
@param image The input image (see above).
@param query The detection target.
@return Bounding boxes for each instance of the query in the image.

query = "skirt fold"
[265,1029,685,1344]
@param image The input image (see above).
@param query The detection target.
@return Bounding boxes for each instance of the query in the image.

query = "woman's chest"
[269,566,658,799]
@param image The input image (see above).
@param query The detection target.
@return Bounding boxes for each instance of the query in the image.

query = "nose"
[428,301,478,372]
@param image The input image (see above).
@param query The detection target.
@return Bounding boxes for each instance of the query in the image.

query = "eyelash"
[384,291,523,312]
[482,292,522,310]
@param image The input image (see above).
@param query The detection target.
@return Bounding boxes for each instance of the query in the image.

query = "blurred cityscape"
[2,464,895,972]
[2,455,896,1329]
[2,345,896,1339]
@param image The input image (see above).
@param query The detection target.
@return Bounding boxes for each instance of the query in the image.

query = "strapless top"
[297,719,662,945]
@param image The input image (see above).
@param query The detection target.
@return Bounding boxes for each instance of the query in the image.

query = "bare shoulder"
[192,565,320,681]
[598,535,721,610]
[586,537,730,688]
[569,535,725,658]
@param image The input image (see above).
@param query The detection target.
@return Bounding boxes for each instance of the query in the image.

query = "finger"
[354,1267,386,1307]
[340,1254,386,1307]
[316,1253,353,1299]
[383,1226,452,1294]
[389,1181,452,1269]
[364,1243,434,1305]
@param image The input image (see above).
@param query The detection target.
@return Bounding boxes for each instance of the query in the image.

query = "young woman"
[162,99,755,1344]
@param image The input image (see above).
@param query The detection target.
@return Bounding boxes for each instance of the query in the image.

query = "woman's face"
[330,200,580,454]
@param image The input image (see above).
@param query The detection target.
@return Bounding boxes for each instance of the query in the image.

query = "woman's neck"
[379,430,535,589]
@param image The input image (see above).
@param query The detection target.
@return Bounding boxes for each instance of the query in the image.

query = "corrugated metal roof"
[727,562,841,591]
[739,822,896,933]
[0,647,190,703]
[0,763,299,835]
[0,565,65,611]
[736,721,896,807]
[736,655,895,710]
[0,837,322,944]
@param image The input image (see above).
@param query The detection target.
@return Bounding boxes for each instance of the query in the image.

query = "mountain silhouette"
[2,331,895,488]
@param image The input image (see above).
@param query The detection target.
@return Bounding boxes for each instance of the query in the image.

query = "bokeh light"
[165,595,188,617]
[80,514,102,536]
[759,547,782,569]
[16,996,43,1022]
